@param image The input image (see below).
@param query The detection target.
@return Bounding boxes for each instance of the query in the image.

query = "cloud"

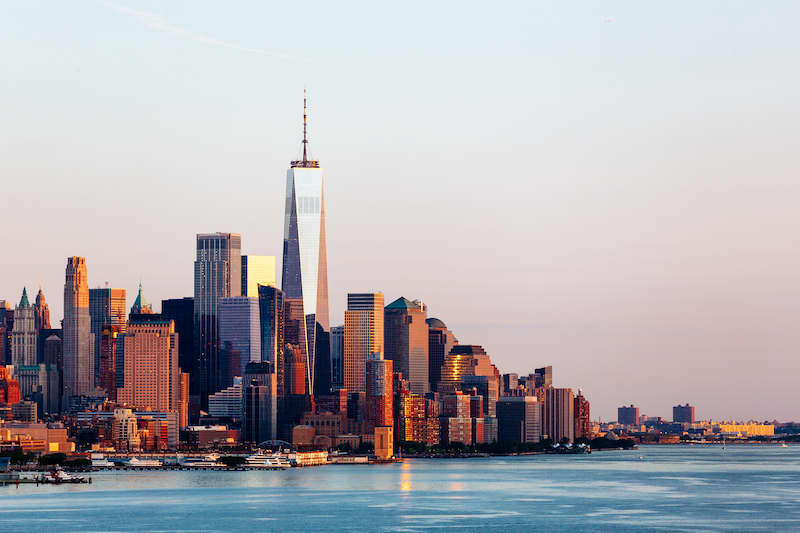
[101,1,294,61]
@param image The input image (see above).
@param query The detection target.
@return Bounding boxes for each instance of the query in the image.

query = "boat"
[127,457,163,467]
[245,453,291,469]
[91,454,114,468]
[178,454,221,468]
[40,467,90,484]
[782,443,789,448]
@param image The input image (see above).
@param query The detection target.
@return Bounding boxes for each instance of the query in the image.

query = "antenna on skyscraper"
[302,87,308,164]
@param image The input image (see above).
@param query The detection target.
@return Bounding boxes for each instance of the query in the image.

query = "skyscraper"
[257,285,285,397]
[343,293,384,394]
[281,92,330,397]
[194,232,242,408]
[242,362,278,444]
[384,297,429,395]
[330,325,344,390]
[673,403,695,424]
[574,390,591,439]
[218,296,261,388]
[497,396,541,443]
[89,287,127,384]
[63,257,94,405]
[117,317,180,413]
[11,288,36,366]
[617,404,639,425]
[365,353,393,432]
[128,282,152,316]
[241,255,276,297]
[544,387,575,442]
[161,297,194,378]
[33,287,51,331]
[426,318,457,392]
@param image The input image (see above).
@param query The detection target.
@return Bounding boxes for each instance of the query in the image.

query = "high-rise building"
[11,288,36,366]
[438,345,500,403]
[673,403,695,424]
[218,296,261,389]
[0,302,12,365]
[194,232,242,408]
[366,353,393,432]
[161,297,194,378]
[63,257,94,405]
[128,282,152,317]
[330,325,344,390]
[241,256,276,297]
[117,318,180,413]
[343,293,384,394]
[426,318,457,392]
[534,366,553,389]
[574,390,591,440]
[14,364,59,416]
[257,285,285,397]
[544,388,575,442]
[384,297,429,395]
[502,373,519,395]
[280,92,330,397]
[33,287,51,331]
[98,325,121,400]
[242,362,278,444]
[89,287,127,384]
[497,396,541,443]
[617,404,639,425]
[0,367,21,405]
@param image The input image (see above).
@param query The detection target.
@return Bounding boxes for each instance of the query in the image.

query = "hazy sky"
[2,1,799,421]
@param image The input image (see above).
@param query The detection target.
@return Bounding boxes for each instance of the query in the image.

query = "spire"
[35,287,45,306]
[130,280,151,315]
[19,287,30,308]
[302,87,308,164]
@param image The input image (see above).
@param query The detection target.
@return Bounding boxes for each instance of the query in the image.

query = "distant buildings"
[543,388,574,442]
[344,293,384,394]
[194,232,242,409]
[618,404,640,425]
[673,403,695,424]
[497,395,541,443]
[574,390,591,440]
[89,287,126,383]
[219,296,261,388]
[426,317,456,392]
[241,255,276,297]
[62,257,94,406]
[11,288,36,366]
[330,325,344,390]
[384,297,429,395]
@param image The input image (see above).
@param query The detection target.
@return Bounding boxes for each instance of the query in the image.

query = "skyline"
[3,2,800,421]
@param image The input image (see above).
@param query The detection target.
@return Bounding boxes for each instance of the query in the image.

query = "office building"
[366,353,393,432]
[98,325,121,399]
[384,297,429,395]
[544,388,575,442]
[242,362,278,444]
[241,255,276,297]
[11,288,36,366]
[618,404,640,425]
[497,395,541,443]
[33,287,51,332]
[0,367,21,405]
[219,296,261,388]
[161,297,194,378]
[63,257,94,405]
[14,364,59,416]
[343,293,384,394]
[438,345,500,406]
[117,318,180,413]
[280,93,330,397]
[194,232,242,408]
[208,379,243,419]
[426,317,457,392]
[673,403,695,424]
[330,325,344,390]
[89,287,126,384]
[574,390,591,439]
[257,285,285,396]
[502,373,519,395]
[0,301,13,365]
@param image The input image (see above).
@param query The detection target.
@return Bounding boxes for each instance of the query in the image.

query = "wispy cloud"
[101,1,294,61]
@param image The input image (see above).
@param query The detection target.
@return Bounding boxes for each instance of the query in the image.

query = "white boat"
[245,453,291,469]
[90,454,114,467]
[782,443,789,448]
[127,457,163,467]
[178,454,221,467]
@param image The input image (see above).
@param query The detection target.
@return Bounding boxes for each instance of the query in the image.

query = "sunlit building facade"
[544,387,575,442]
[384,297,429,395]
[343,293,384,394]
[241,255,276,297]
[89,287,127,384]
[426,318,457,392]
[63,257,94,405]
[11,288,36,367]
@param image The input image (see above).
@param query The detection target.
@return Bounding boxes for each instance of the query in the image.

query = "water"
[1,445,799,532]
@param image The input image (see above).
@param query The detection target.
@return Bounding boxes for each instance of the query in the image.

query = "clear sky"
[2,1,799,422]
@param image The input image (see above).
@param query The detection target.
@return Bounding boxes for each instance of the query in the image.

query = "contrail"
[100,1,295,61]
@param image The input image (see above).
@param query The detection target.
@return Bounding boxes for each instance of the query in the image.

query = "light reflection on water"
[0,445,798,532]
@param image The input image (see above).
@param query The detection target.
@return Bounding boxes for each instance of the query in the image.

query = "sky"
[2,1,799,422]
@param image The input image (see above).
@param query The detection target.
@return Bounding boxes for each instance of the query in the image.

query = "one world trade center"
[281,91,330,397]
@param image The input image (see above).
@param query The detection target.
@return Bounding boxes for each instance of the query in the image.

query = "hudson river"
[2,445,799,531]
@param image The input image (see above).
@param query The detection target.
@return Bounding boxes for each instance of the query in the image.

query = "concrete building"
[63,257,94,406]
[384,297,429,395]
[497,395,541,443]
[208,380,243,419]
[11,288,36,366]
[544,388,575,442]
[673,404,695,424]
[117,318,180,413]
[241,255,276,297]
[343,293,384,394]
[574,390,591,439]
[194,232,242,409]
[426,318,457,392]
[618,404,640,426]
[33,288,51,332]
[374,426,393,459]
[97,325,121,400]
[219,296,261,388]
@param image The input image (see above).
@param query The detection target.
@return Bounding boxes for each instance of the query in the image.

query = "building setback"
[62,257,94,406]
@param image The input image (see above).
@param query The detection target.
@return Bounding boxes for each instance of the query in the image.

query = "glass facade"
[218,296,261,389]
[241,255,276,297]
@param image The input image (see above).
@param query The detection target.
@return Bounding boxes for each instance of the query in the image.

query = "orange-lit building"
[344,293,384,394]
[0,367,21,406]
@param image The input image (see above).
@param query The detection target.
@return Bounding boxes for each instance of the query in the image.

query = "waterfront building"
[365,353,393,433]
[344,293,384,394]
[219,296,261,388]
[194,232,242,408]
[440,417,472,445]
[257,285,285,397]
[574,390,591,439]
[33,288,51,332]
[280,93,330,398]
[544,388,575,442]
[384,297,429,395]
[89,287,127,383]
[618,404,640,426]
[497,395,541,443]
[63,257,94,406]
[241,255,276,297]
[714,421,774,437]
[117,318,180,413]
[673,403,695,424]
[208,379,243,419]
[161,297,195,382]
[11,288,36,366]
[330,325,344,390]
[374,426,393,460]
[426,318,457,392]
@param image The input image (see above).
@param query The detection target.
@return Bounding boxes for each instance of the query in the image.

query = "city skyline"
[3,2,800,422]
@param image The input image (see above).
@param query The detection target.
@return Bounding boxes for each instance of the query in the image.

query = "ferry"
[90,454,114,468]
[245,453,291,469]
[127,457,163,468]
[177,453,221,468]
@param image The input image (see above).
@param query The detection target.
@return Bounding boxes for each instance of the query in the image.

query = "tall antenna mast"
[302,87,308,164]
